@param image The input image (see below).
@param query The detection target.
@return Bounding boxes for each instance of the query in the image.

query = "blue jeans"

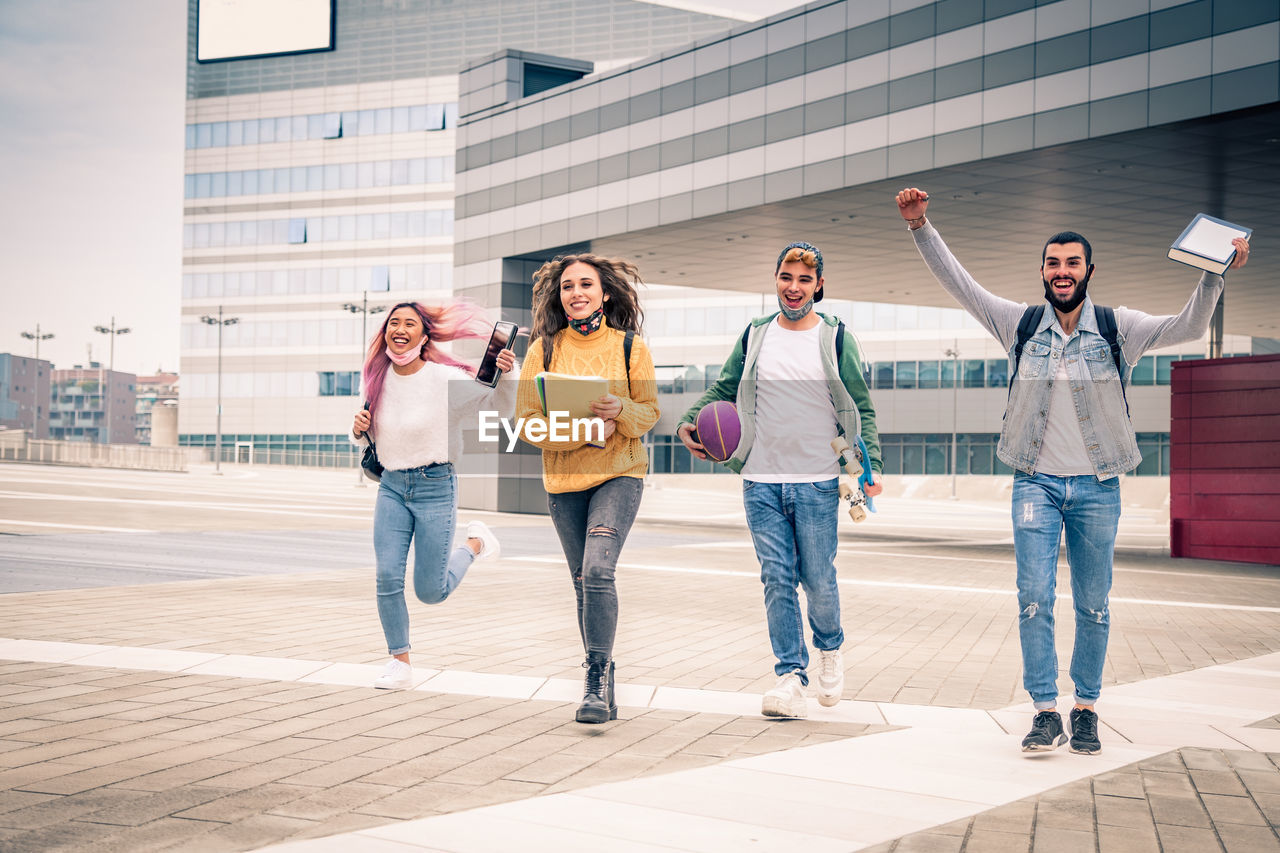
[1013,471,1121,709]
[374,464,475,655]
[742,479,844,685]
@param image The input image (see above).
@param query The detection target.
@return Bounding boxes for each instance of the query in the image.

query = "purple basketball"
[695,401,741,463]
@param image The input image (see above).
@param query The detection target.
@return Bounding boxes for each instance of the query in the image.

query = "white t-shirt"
[1034,329,1094,476]
[741,319,840,483]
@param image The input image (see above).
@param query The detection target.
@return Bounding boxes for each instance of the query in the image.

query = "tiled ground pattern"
[0,660,888,852]
[1,548,1278,711]
[866,748,1280,853]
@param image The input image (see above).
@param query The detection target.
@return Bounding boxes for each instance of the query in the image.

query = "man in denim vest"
[896,187,1249,754]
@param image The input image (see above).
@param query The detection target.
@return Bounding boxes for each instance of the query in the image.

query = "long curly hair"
[530,254,645,366]
[361,300,489,424]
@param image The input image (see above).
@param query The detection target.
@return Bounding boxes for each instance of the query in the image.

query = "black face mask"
[1042,265,1093,313]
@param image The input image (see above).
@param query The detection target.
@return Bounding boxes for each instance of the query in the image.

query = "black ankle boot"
[575,654,614,724]
[604,658,617,721]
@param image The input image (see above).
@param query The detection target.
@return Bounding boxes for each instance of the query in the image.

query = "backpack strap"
[1009,304,1044,393]
[836,319,846,364]
[1094,305,1123,378]
[1094,304,1129,415]
[623,329,634,396]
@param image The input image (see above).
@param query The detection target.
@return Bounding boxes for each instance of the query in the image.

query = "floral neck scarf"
[566,307,604,336]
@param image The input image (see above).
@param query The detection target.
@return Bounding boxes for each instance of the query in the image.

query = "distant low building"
[0,354,52,439]
[50,365,137,445]
[136,372,179,445]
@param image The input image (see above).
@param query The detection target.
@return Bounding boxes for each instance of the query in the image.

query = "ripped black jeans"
[547,476,643,658]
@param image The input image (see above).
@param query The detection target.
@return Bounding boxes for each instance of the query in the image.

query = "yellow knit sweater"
[516,321,660,493]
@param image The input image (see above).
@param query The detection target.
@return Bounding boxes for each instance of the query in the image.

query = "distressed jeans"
[742,479,844,685]
[547,476,643,659]
[1012,471,1121,709]
[374,464,475,655]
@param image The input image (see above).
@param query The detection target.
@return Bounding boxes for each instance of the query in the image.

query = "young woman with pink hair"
[351,301,516,689]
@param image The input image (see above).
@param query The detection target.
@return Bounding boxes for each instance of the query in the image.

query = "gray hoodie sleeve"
[910,222,1028,350]
[1115,273,1224,364]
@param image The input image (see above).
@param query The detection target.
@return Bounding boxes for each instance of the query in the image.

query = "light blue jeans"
[742,479,844,685]
[1013,471,1121,709]
[374,464,474,655]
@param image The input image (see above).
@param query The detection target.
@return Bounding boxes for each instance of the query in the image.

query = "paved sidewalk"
[1,463,1278,851]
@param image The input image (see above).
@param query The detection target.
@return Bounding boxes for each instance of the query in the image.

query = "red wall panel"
[1170,354,1280,565]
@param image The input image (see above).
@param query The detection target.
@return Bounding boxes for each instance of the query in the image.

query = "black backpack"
[1012,304,1126,411]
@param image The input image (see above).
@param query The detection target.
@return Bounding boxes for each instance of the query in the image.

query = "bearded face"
[1041,242,1092,313]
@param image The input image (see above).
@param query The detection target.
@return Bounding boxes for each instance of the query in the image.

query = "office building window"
[317,371,360,397]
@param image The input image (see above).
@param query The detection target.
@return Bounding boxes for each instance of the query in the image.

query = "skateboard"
[831,435,876,523]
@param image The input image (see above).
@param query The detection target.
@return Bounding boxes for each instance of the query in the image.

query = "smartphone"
[475,321,518,386]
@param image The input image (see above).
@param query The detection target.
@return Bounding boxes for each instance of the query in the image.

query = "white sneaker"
[373,658,413,690]
[816,648,844,708]
[761,671,808,718]
[465,520,500,561]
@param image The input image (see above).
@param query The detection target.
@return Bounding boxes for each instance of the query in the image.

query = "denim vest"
[997,300,1139,479]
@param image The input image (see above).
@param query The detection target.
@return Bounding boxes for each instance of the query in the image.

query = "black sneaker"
[1069,707,1101,754]
[1021,710,1066,752]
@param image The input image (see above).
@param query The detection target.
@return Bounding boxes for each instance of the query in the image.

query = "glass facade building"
[180,0,742,461]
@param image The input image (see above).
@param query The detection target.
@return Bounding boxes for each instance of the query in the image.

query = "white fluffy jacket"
[351,361,516,471]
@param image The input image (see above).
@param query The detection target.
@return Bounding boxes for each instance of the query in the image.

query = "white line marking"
[0,518,156,534]
[681,544,1271,582]
[507,557,1280,613]
[0,491,369,520]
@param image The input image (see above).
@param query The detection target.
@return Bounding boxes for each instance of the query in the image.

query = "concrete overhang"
[455,0,1280,337]
[586,105,1280,338]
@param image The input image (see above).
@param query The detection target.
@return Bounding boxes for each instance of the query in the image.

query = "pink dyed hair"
[361,300,491,425]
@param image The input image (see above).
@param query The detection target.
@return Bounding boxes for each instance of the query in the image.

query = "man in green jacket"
[678,241,882,718]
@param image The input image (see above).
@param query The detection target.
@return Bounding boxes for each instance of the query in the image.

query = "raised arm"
[453,350,518,419]
[1117,236,1246,361]
[896,188,1026,349]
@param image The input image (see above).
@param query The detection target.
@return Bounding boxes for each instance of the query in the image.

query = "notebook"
[1168,213,1251,275]
[535,372,609,447]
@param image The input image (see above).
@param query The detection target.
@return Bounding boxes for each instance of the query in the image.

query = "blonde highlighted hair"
[781,246,819,269]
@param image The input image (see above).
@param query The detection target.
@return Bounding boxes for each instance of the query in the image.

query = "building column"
[453,258,549,514]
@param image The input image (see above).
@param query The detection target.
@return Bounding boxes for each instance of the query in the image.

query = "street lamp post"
[341,292,386,486]
[200,308,240,474]
[943,342,960,500]
[20,326,54,362]
[93,318,131,444]
[93,317,131,371]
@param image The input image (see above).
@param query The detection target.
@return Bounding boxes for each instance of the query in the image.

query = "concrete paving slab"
[2,463,1280,852]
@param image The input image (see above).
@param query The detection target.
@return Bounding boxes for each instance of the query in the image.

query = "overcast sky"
[0,0,186,375]
[0,0,796,376]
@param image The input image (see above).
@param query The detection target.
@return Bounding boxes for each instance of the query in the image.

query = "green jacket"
[679,312,882,475]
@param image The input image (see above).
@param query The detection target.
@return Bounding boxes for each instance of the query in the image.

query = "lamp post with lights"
[20,326,54,362]
[944,342,960,500]
[93,318,132,443]
[341,292,387,484]
[199,308,240,474]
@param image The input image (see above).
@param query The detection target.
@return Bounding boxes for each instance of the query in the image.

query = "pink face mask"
[385,344,421,366]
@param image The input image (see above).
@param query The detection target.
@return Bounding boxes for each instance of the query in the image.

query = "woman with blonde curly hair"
[516,254,659,723]
[352,300,516,690]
